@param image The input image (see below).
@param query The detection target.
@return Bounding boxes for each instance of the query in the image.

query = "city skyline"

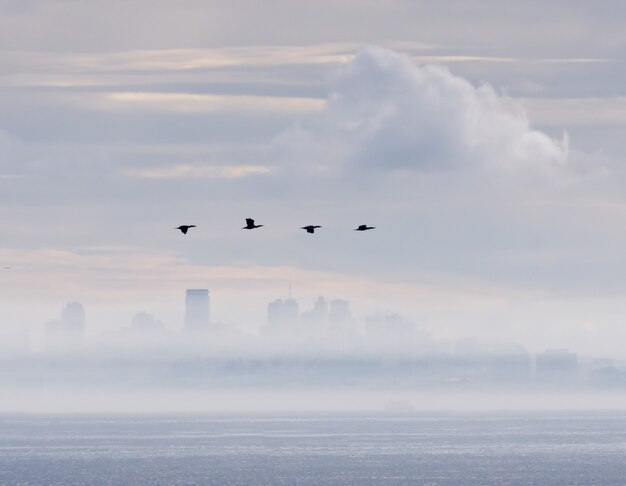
[4,287,624,372]
[4,287,626,399]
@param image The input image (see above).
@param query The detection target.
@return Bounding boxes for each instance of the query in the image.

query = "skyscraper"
[267,298,299,327]
[265,297,300,336]
[184,289,210,332]
[328,299,353,336]
[300,296,328,336]
[329,299,351,325]
[313,296,328,320]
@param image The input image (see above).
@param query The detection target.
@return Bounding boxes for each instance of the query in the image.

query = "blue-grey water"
[1,413,626,485]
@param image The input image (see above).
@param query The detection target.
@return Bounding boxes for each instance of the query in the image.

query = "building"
[300,296,328,337]
[328,299,351,327]
[300,296,328,332]
[268,298,299,326]
[45,302,86,352]
[265,297,300,336]
[364,312,415,337]
[130,312,165,333]
[312,296,328,320]
[535,349,579,385]
[184,289,210,332]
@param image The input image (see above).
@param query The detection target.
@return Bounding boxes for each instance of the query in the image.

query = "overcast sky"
[2,0,626,355]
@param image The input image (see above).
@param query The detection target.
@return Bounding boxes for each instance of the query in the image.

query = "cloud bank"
[275,46,568,176]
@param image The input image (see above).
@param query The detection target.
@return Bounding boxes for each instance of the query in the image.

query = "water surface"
[1,413,626,485]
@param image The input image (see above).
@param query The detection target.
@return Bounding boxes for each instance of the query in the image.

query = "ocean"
[1,413,626,485]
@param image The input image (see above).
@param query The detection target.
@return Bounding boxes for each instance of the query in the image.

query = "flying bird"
[243,218,263,229]
[354,224,375,231]
[175,225,196,234]
[301,225,322,234]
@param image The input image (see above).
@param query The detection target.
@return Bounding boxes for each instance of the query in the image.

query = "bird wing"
[246,218,254,226]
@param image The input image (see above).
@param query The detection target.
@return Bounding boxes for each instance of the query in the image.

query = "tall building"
[329,299,351,325]
[268,298,299,326]
[61,302,85,330]
[267,299,284,327]
[185,289,210,332]
[312,296,328,319]
[301,296,328,332]
[327,299,354,337]
[45,302,86,352]
[266,297,300,335]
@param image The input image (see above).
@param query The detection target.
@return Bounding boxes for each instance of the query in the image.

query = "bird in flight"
[301,225,322,234]
[175,225,196,234]
[354,224,375,231]
[243,218,263,230]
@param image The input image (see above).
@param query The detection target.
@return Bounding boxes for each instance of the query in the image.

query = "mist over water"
[2,291,626,415]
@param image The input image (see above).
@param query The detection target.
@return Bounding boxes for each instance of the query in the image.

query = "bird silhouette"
[243,218,263,229]
[354,224,375,231]
[301,225,322,234]
[175,225,196,234]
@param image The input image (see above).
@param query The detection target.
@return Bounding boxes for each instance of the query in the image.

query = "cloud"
[123,163,272,179]
[0,129,27,177]
[0,245,516,328]
[102,92,324,114]
[521,97,626,126]
[273,46,568,176]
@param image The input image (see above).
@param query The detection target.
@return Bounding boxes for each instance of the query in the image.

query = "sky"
[2,0,626,355]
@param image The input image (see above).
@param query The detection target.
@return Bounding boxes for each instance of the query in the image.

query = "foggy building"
[329,299,350,321]
[535,349,579,385]
[364,313,415,337]
[130,312,165,333]
[184,289,210,332]
[327,299,354,336]
[312,296,328,320]
[267,299,281,326]
[452,341,531,384]
[266,298,299,335]
[328,299,355,340]
[300,296,328,335]
[480,350,531,384]
[45,302,86,352]
[588,366,626,387]
[61,302,85,328]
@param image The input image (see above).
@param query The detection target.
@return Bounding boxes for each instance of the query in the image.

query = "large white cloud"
[274,46,568,176]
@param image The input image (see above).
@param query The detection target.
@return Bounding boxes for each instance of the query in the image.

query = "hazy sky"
[2,1,626,355]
